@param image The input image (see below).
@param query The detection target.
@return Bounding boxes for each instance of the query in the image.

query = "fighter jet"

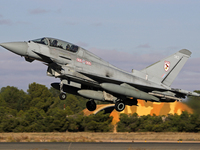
[1,37,199,112]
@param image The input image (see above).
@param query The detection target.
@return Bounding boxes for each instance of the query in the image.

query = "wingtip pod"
[179,49,192,56]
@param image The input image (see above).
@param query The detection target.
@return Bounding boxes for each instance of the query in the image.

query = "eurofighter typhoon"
[1,37,199,112]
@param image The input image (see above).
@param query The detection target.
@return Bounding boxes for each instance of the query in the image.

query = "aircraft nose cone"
[0,42,28,56]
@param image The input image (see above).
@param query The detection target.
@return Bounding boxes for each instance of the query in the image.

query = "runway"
[0,142,200,150]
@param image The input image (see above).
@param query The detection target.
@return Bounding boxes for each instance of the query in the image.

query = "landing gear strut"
[86,99,96,111]
[59,80,66,100]
[115,100,125,112]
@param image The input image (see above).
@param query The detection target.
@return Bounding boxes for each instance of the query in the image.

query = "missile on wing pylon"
[100,83,160,102]
[171,88,200,97]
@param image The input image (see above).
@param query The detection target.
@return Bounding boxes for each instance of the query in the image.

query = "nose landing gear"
[59,92,66,100]
[59,80,66,100]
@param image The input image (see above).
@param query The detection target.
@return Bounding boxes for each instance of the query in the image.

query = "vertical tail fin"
[140,49,191,87]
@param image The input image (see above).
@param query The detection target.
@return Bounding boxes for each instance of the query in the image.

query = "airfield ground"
[0,132,200,142]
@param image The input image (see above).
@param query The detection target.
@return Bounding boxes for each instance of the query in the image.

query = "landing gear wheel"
[115,101,125,112]
[86,100,96,111]
[59,93,66,100]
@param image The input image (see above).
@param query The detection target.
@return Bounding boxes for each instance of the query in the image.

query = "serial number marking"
[76,58,92,66]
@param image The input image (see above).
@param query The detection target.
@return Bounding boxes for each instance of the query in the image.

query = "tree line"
[117,91,200,132]
[0,82,199,132]
[0,83,112,132]
[117,111,200,132]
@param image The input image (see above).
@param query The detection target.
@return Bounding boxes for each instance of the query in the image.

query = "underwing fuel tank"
[100,83,160,102]
[78,90,105,101]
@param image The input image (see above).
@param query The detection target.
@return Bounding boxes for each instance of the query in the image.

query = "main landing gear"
[86,99,125,112]
[115,100,125,112]
[86,99,97,111]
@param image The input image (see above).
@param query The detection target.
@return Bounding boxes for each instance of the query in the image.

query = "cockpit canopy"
[32,37,79,53]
